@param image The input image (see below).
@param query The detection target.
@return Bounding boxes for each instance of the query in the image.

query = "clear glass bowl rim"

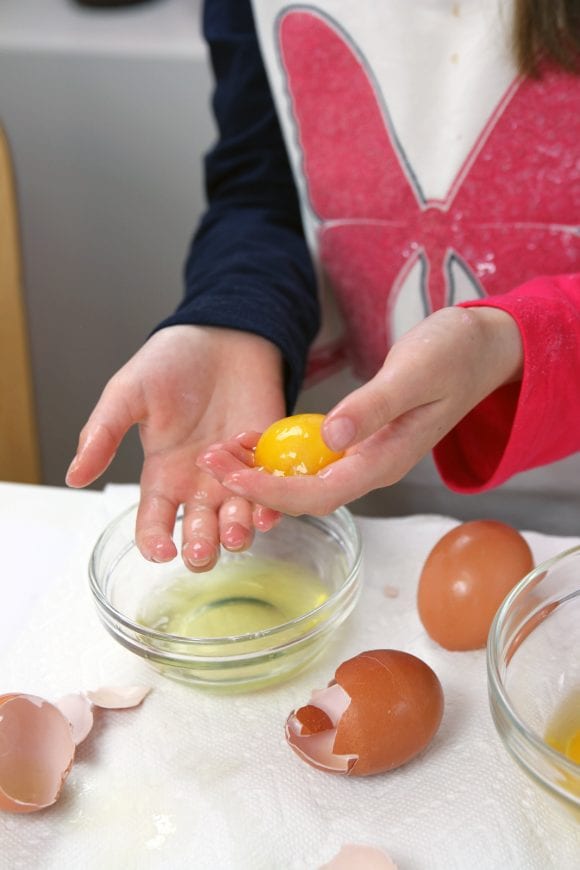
[89,503,363,647]
[487,543,580,784]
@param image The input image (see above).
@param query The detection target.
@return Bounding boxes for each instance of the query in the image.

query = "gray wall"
[1,0,215,486]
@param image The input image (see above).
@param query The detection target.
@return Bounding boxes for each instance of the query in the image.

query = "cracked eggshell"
[55,693,95,745]
[0,694,76,814]
[286,650,444,777]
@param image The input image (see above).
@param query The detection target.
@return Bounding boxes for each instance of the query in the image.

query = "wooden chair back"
[0,124,41,483]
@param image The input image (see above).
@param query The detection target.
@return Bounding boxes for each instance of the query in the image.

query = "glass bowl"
[487,545,580,816]
[89,505,362,692]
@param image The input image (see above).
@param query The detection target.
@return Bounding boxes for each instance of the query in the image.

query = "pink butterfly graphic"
[277,8,580,382]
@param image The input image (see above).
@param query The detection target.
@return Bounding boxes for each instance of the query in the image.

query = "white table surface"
[1,482,579,870]
[0,482,107,656]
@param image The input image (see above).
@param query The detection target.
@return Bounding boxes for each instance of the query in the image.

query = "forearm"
[154,0,319,410]
[156,204,317,410]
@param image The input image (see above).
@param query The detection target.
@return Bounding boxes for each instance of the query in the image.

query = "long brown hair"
[514,0,580,75]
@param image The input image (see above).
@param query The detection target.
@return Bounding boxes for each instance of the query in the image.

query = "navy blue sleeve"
[153,0,319,410]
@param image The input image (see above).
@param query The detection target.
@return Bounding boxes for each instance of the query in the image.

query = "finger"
[220,467,335,516]
[197,432,259,470]
[66,381,141,487]
[135,489,179,563]
[321,360,436,453]
[253,504,282,532]
[200,443,340,516]
[232,431,262,450]
[196,445,252,479]
[219,496,254,552]
[181,502,220,572]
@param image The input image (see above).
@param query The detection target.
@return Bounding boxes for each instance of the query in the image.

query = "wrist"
[459,303,524,386]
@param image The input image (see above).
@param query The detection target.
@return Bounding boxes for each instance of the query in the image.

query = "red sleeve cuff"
[434,274,580,493]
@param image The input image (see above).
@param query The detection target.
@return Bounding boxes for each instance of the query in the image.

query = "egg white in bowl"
[89,505,362,692]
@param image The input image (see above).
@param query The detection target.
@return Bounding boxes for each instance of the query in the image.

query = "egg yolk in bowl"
[254,414,344,476]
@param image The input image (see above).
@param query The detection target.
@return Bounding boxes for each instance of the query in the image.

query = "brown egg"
[285,649,444,776]
[417,520,534,651]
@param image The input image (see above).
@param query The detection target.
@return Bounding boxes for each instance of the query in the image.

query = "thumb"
[322,357,434,452]
[66,379,142,487]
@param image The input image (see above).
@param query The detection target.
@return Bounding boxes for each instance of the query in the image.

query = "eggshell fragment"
[287,683,355,773]
[0,694,75,814]
[86,685,151,709]
[286,650,444,776]
[295,704,334,735]
[417,520,534,651]
[383,585,399,599]
[55,693,95,745]
[320,844,398,869]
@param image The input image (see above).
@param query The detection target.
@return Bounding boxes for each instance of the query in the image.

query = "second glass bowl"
[488,545,580,816]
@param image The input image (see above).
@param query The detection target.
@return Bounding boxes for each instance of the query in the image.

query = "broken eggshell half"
[0,693,76,814]
[0,686,150,813]
[286,650,444,776]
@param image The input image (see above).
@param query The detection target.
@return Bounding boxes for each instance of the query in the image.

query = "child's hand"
[198,306,523,516]
[66,325,285,570]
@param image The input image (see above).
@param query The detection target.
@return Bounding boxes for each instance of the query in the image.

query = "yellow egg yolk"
[254,413,344,476]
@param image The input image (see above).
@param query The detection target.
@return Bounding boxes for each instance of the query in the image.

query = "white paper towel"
[1,484,579,870]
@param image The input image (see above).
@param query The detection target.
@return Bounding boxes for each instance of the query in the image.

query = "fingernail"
[254,510,269,531]
[183,541,213,568]
[255,510,281,532]
[323,416,356,451]
[65,455,80,483]
[151,541,168,563]
[223,523,247,550]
